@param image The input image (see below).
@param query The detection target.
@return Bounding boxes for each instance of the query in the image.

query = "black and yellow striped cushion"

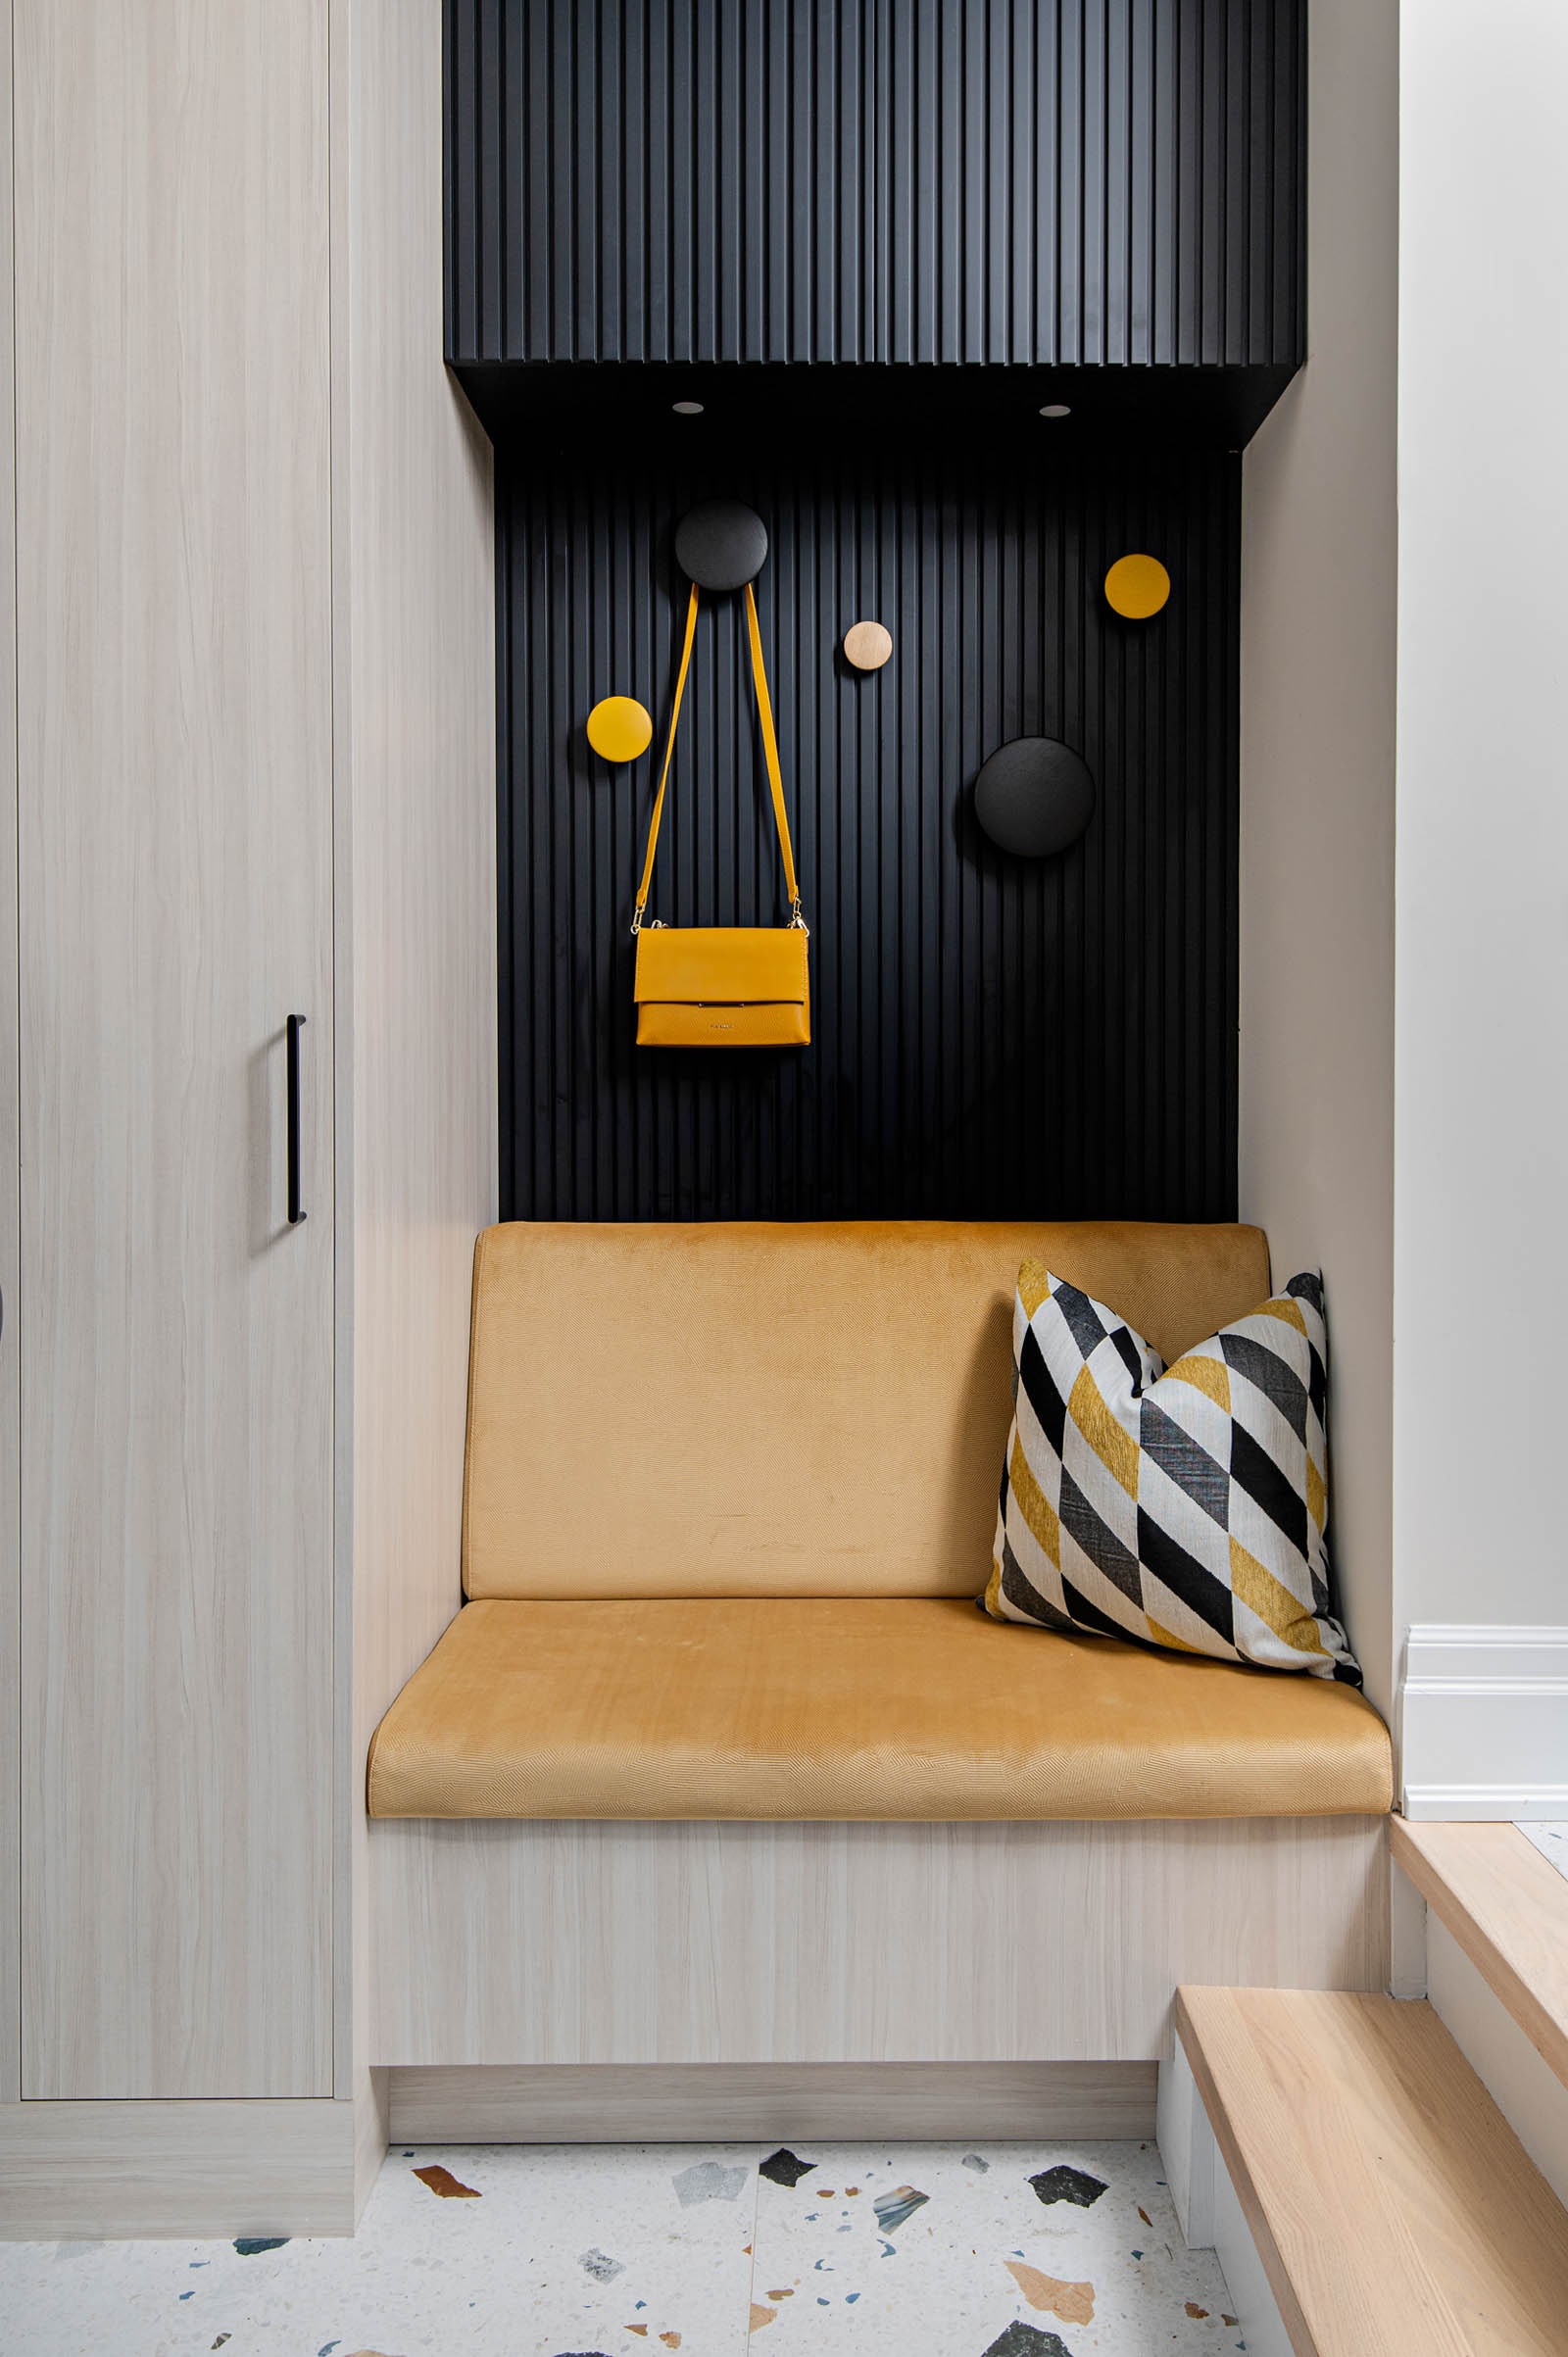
[982,1261,1362,1684]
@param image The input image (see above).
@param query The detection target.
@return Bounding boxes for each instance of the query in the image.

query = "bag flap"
[634,925,808,1005]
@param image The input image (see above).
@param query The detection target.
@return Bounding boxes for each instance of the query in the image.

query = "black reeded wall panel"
[449,0,1304,375]
[499,443,1239,1223]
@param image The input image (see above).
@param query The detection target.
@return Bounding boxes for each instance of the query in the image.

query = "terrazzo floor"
[1518,1821,1568,1885]
[0,2138,1244,2357]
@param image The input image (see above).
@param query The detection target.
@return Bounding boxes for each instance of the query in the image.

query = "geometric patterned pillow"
[980,1260,1363,1683]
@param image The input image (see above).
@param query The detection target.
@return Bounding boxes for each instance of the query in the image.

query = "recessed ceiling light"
[1039,403,1071,418]
[672,400,704,416]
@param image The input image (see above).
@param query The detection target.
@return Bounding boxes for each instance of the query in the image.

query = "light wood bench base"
[369,1815,1390,2067]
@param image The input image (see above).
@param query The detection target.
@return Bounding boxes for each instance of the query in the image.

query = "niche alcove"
[367,0,1396,2184]
[449,0,1304,1221]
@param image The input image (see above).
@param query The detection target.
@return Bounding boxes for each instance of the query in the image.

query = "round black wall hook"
[973,736,1097,858]
[674,498,769,590]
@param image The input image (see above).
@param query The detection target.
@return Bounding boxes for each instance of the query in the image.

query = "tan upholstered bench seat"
[368,1220,1395,1830]
[367,1595,1395,1822]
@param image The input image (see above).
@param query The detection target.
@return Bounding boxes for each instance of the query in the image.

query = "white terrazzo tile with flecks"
[0,2143,760,2357]
[746,2141,1240,2354]
[0,2139,1240,2357]
[1517,1821,1568,1886]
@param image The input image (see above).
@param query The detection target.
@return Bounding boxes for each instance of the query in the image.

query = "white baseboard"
[1401,1786,1568,1823]
[0,2097,357,2240]
[1399,1626,1568,1820]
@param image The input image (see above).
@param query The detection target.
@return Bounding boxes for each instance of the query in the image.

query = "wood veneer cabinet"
[14,0,337,2106]
[0,0,495,2209]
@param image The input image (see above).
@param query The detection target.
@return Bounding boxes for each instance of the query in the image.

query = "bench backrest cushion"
[463,1219,1272,1600]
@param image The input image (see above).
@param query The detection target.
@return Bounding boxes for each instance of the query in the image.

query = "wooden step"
[1174,1985,1568,2356]
[1391,1818,1568,2092]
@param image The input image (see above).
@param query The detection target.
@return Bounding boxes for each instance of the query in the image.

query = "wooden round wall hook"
[843,619,893,671]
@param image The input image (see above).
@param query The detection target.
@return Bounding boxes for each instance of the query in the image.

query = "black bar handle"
[286,1013,307,1226]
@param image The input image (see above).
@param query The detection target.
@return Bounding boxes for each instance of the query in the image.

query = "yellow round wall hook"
[587,695,654,762]
[1103,553,1171,619]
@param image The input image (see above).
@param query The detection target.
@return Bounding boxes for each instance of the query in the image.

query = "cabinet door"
[16,0,334,2097]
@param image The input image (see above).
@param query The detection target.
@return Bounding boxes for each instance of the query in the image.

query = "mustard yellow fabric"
[366,1596,1395,1821]
[462,1219,1272,1601]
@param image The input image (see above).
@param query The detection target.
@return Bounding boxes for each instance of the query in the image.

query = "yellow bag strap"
[743,580,804,920]
[632,580,806,934]
[632,581,699,930]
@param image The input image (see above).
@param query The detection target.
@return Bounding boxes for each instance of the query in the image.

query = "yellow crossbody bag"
[631,580,809,1048]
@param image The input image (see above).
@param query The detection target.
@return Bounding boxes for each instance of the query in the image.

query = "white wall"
[1238,0,1399,1720]
[1393,0,1568,1640]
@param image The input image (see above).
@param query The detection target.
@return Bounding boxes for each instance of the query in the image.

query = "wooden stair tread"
[1175,1985,1568,2357]
[1391,1818,1568,2092]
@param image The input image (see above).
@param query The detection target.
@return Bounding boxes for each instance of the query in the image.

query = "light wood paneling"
[327,0,497,2106]
[370,1816,1390,2067]
[0,2097,356,2241]
[1176,1985,1568,2357]
[0,0,20,2115]
[1391,1817,1568,2092]
[354,2067,390,2225]
[15,0,335,2096]
[388,2060,1156,2143]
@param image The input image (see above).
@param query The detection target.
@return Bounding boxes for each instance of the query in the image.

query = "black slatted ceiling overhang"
[447,0,1304,375]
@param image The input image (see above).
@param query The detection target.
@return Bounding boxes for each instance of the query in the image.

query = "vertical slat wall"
[499,444,1239,1223]
[448,0,1304,373]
